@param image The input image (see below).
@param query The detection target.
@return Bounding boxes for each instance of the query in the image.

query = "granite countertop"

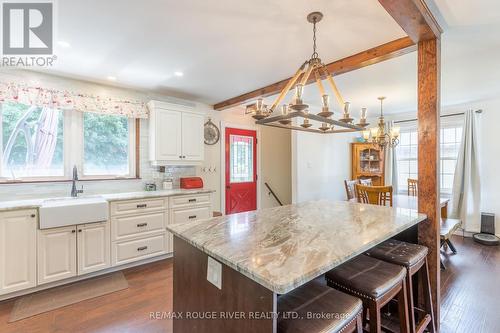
[166,200,427,294]
[0,188,214,212]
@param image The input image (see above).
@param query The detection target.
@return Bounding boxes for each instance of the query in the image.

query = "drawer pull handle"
[188,199,197,202]
[137,246,148,251]
[188,215,197,219]
[30,214,36,218]
[137,223,148,227]
[137,204,147,208]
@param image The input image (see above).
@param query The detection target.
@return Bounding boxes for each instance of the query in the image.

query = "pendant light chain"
[311,19,318,60]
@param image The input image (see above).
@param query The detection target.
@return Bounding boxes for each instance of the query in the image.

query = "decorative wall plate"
[204,118,220,145]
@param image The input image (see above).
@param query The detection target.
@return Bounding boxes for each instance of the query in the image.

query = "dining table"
[393,194,450,218]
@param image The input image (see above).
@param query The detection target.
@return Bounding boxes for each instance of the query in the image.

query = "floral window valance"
[0,81,148,118]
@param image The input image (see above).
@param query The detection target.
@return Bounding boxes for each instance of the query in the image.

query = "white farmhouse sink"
[39,196,109,229]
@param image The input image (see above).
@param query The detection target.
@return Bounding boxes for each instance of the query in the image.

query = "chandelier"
[362,97,400,149]
[245,12,369,134]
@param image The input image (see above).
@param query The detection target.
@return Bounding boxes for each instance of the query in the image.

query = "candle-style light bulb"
[256,98,264,111]
[281,104,288,115]
[322,94,329,108]
[343,102,351,115]
[362,130,370,141]
[361,107,367,120]
[295,84,304,101]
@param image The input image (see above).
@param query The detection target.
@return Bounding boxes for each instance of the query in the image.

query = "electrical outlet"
[207,256,222,289]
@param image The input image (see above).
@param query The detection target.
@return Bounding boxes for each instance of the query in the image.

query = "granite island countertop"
[166,200,427,294]
[0,188,215,212]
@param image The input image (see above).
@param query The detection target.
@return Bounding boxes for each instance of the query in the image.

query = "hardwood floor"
[0,236,498,333]
[440,236,500,333]
[0,260,174,333]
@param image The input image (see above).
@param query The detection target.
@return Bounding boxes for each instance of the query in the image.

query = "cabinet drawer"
[112,212,166,241]
[110,198,168,216]
[169,194,210,208]
[112,234,166,266]
[171,205,211,224]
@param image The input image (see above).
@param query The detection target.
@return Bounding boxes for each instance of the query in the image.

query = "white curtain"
[450,110,481,232]
[384,121,399,189]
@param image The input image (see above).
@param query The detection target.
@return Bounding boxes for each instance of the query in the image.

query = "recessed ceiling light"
[57,41,71,48]
[174,71,184,77]
[107,76,117,81]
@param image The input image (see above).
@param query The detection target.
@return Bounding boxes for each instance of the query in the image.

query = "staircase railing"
[264,182,283,206]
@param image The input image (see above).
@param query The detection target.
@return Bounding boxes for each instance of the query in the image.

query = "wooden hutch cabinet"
[351,143,385,186]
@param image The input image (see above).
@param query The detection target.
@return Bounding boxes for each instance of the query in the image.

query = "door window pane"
[229,134,253,183]
[83,113,129,176]
[1,103,64,178]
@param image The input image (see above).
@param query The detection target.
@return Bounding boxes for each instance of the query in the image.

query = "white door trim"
[219,121,261,215]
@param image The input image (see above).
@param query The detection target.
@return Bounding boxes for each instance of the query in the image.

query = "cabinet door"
[37,226,77,285]
[0,210,37,295]
[155,109,182,161]
[181,112,204,161]
[78,222,110,275]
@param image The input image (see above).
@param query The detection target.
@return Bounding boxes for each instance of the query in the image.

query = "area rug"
[9,272,128,322]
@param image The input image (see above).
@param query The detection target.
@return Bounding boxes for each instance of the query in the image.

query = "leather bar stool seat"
[366,239,435,333]
[325,255,410,333]
[278,278,363,333]
[365,239,428,268]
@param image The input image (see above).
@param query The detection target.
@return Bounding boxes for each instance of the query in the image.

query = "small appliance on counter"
[145,182,157,191]
[163,177,174,190]
[180,177,204,189]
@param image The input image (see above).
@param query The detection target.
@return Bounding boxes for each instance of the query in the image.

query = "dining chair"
[356,184,393,207]
[359,178,373,186]
[408,178,418,196]
[344,179,359,201]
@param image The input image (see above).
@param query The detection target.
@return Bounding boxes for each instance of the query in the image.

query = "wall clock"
[204,118,220,145]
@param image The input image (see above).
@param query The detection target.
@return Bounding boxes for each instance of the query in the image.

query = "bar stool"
[365,239,435,333]
[325,255,410,333]
[278,278,363,333]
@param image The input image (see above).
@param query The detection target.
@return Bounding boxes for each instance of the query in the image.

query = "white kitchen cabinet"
[37,226,77,285]
[77,222,110,275]
[148,100,204,164]
[0,210,37,295]
[181,112,204,161]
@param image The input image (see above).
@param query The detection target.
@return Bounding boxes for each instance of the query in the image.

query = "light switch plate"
[207,256,222,289]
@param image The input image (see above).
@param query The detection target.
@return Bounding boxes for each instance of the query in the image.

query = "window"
[396,128,418,193]
[395,119,463,196]
[0,102,137,182]
[0,103,64,179]
[229,134,254,183]
[440,126,462,195]
[83,113,132,177]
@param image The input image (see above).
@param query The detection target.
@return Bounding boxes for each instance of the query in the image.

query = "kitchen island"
[166,200,427,332]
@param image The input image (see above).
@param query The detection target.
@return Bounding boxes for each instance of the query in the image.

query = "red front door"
[225,127,257,215]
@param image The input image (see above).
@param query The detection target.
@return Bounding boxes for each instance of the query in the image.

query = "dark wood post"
[417,37,441,330]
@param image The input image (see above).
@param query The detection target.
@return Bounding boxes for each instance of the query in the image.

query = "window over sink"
[0,102,138,182]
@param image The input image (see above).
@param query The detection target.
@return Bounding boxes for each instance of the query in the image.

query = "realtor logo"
[2,2,53,55]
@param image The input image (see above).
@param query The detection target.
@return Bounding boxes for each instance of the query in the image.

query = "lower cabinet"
[77,222,111,275]
[0,210,37,296]
[37,222,110,285]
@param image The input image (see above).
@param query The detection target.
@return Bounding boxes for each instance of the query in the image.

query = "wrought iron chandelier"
[362,97,400,149]
[246,12,369,134]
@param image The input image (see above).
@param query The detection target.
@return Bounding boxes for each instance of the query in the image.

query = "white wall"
[292,131,356,203]
[260,126,291,208]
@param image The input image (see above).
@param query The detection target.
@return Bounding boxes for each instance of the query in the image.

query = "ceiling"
[37,0,405,103]
[35,0,500,116]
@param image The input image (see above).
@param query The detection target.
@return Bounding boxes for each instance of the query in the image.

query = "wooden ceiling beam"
[378,0,443,42]
[213,37,416,111]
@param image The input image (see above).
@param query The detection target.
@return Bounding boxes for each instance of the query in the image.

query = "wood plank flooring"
[0,236,498,333]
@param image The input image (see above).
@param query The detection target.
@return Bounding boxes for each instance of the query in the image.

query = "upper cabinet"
[148,101,204,164]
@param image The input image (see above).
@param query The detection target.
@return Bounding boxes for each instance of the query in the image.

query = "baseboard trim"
[0,253,172,302]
